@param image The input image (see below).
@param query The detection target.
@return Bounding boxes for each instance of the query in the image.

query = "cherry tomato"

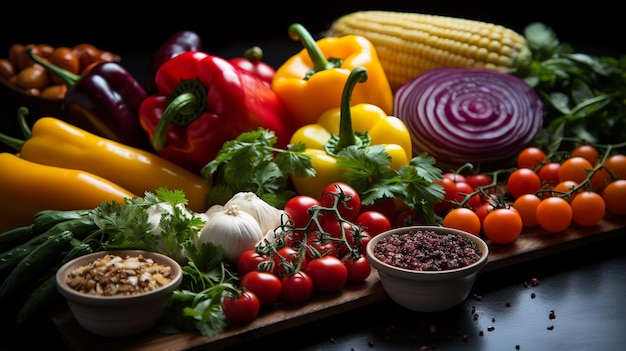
[571,144,599,165]
[453,182,481,209]
[304,233,337,261]
[536,197,573,233]
[236,249,268,276]
[360,197,397,222]
[222,290,260,323]
[475,202,495,225]
[320,182,361,222]
[305,256,348,293]
[272,246,306,279]
[571,191,606,227]
[602,179,626,215]
[537,162,561,185]
[465,173,492,190]
[507,168,542,199]
[517,147,547,170]
[553,180,580,200]
[281,271,314,304]
[559,156,593,184]
[433,178,457,214]
[344,254,372,283]
[442,208,481,236]
[356,210,392,237]
[326,220,371,256]
[240,271,282,307]
[48,46,80,76]
[604,154,626,180]
[482,208,523,244]
[512,194,542,227]
[284,195,321,228]
[443,172,467,183]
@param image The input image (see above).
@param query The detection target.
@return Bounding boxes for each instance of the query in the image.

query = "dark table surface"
[1,3,626,350]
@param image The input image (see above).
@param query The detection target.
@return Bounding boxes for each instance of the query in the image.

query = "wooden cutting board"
[50,214,626,351]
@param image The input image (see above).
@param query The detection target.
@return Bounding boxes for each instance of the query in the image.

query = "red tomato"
[433,178,457,214]
[236,249,268,276]
[360,197,396,223]
[281,271,314,304]
[305,256,348,293]
[284,195,321,228]
[475,202,495,225]
[537,162,561,185]
[356,210,392,237]
[272,246,306,279]
[465,173,492,190]
[222,290,260,323]
[320,182,361,222]
[453,181,481,209]
[507,168,542,199]
[443,172,467,183]
[304,233,338,261]
[326,220,371,256]
[240,271,282,307]
[344,254,372,283]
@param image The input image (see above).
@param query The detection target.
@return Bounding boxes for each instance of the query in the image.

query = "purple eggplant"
[145,30,202,94]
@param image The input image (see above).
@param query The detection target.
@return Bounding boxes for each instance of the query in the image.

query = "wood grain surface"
[51,214,626,351]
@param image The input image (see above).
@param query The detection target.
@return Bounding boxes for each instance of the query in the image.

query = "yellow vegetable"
[327,10,531,91]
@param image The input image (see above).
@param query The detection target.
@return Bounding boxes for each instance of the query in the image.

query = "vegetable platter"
[49,214,626,351]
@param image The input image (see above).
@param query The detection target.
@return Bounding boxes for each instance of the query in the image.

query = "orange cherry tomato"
[571,191,606,227]
[513,193,542,227]
[602,179,626,215]
[536,197,573,233]
[559,156,593,184]
[482,208,523,244]
[571,144,599,165]
[442,207,481,236]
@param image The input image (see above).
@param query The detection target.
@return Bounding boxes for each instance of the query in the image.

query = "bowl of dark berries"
[366,225,489,312]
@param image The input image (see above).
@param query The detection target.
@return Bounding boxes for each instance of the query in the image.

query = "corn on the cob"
[327,11,531,91]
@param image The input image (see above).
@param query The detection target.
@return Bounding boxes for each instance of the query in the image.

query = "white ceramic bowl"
[366,225,489,312]
[56,250,182,337]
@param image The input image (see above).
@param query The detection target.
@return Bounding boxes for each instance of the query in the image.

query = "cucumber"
[32,209,91,234]
[0,225,34,253]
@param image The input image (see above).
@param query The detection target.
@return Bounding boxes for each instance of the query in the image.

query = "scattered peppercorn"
[506,300,512,307]
[547,325,554,330]
[531,292,536,299]
[549,310,556,320]
[488,326,495,332]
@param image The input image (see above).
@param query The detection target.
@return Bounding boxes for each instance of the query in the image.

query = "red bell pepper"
[138,51,295,173]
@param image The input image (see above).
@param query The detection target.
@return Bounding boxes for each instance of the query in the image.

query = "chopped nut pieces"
[66,254,173,296]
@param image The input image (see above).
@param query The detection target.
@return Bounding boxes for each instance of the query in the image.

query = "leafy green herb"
[337,145,444,224]
[201,128,314,208]
[518,22,626,152]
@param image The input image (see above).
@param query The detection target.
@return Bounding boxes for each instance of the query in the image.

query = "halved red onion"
[394,67,544,171]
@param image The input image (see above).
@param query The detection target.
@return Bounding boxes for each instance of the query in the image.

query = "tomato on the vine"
[236,249,268,276]
[443,172,467,183]
[465,173,492,190]
[356,210,392,237]
[602,179,626,215]
[272,246,306,279]
[517,147,547,169]
[604,154,626,180]
[222,290,260,323]
[281,271,314,304]
[537,162,561,185]
[305,255,348,293]
[442,207,481,236]
[536,196,573,233]
[320,182,361,222]
[344,254,371,283]
[482,208,523,244]
[571,191,606,227]
[507,168,541,199]
[512,194,541,227]
[571,144,599,165]
[283,195,321,228]
[433,178,457,214]
[304,233,337,261]
[558,156,593,184]
[240,271,282,307]
[453,181,481,209]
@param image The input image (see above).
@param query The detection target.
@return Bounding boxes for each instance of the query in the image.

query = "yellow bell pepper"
[272,23,394,128]
[290,66,411,198]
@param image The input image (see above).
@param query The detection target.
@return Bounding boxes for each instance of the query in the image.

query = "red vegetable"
[394,67,544,171]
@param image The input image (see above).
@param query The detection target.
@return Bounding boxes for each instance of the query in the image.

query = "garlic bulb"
[197,204,264,263]
[224,192,284,233]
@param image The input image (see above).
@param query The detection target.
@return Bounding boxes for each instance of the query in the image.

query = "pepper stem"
[0,107,32,152]
[26,47,81,87]
[325,66,370,156]
[152,78,207,151]
[288,23,337,74]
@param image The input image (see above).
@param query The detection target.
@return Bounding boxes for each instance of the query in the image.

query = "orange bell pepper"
[272,23,394,128]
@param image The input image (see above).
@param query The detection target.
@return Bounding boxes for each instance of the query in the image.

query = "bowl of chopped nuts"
[365,225,489,312]
[55,250,182,337]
